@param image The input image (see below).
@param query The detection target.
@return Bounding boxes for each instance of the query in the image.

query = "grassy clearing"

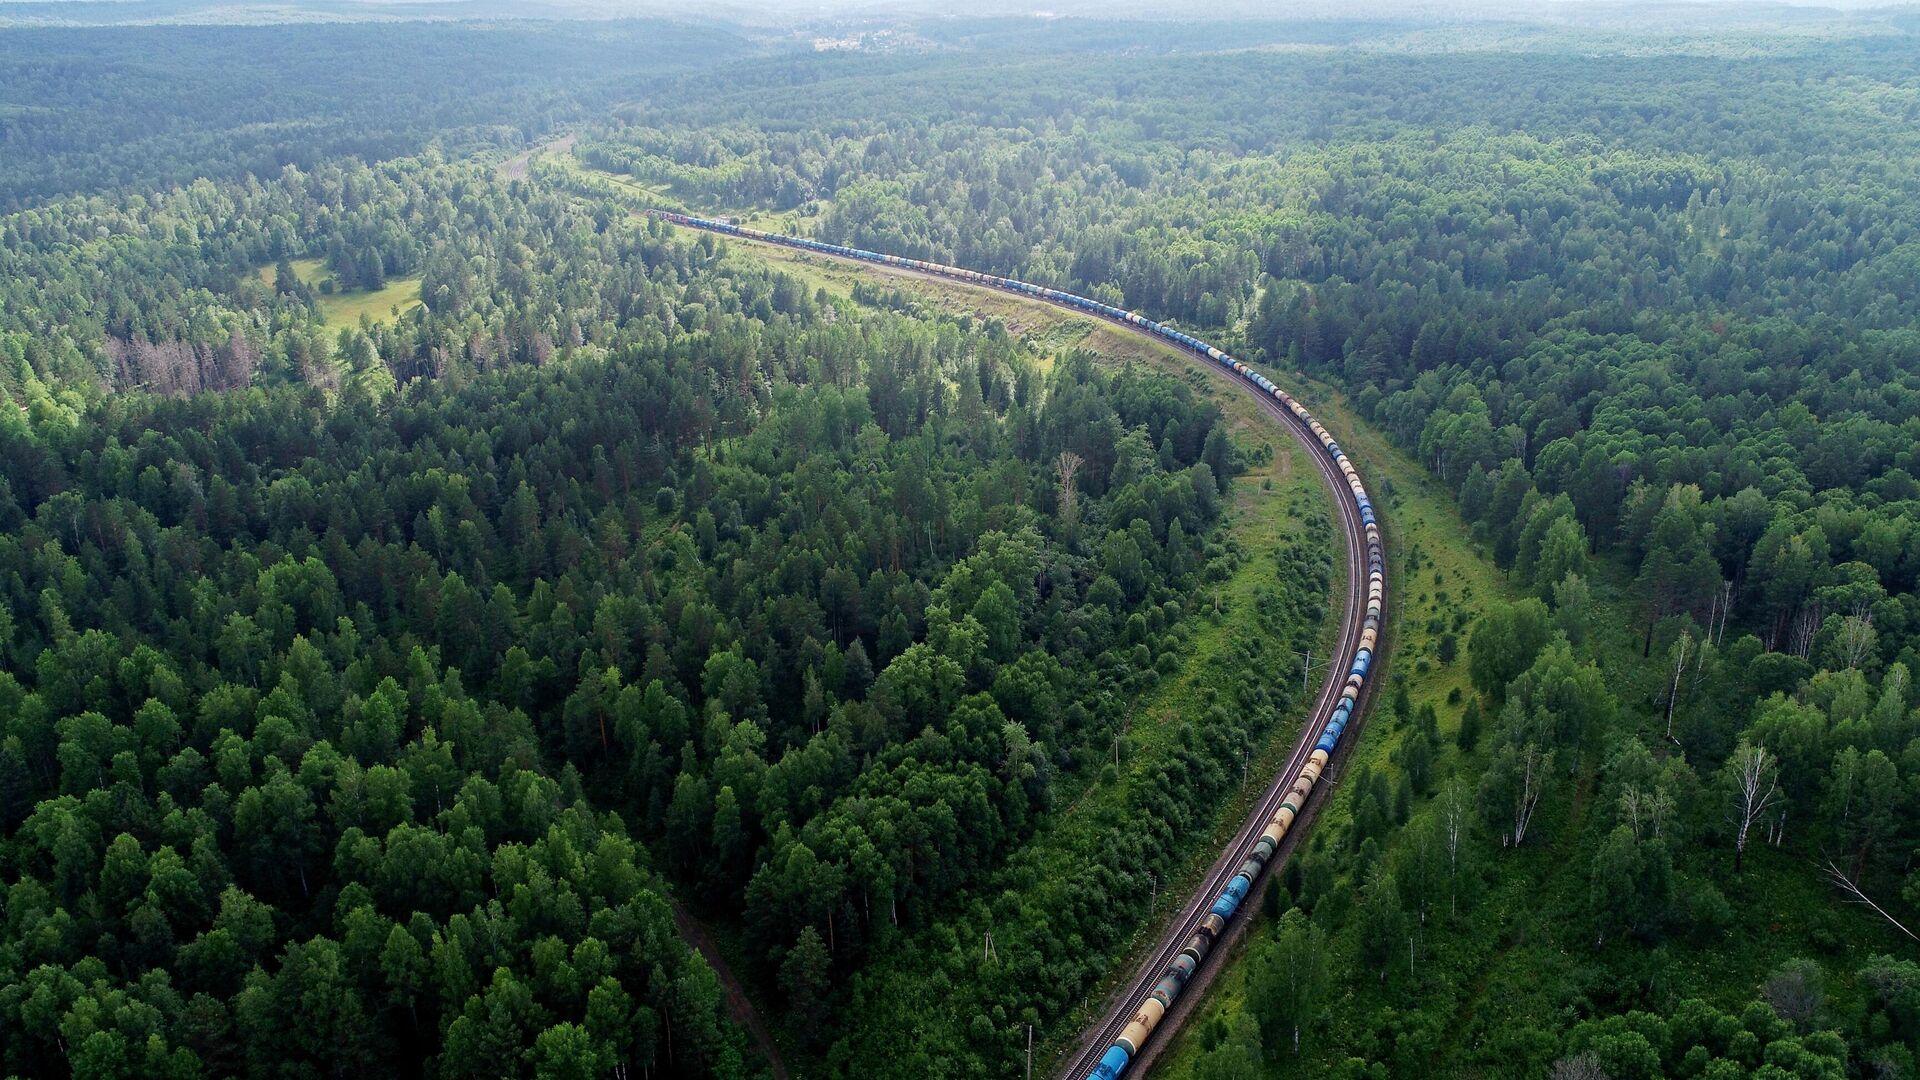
[255,257,326,290]
[313,279,423,328]
[568,159,670,204]
[500,132,577,180]
[558,156,834,234]
[257,257,422,328]
[728,200,832,235]
[724,241,1099,378]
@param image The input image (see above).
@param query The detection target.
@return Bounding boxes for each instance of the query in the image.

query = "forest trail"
[671,899,790,1080]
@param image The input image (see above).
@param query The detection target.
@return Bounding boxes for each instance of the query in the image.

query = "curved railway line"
[645,210,1386,1080]
[1058,389,1376,1080]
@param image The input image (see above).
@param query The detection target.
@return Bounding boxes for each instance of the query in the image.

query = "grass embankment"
[549,154,833,235]
[719,240,1090,377]
[1152,378,1502,1075]
[257,256,422,328]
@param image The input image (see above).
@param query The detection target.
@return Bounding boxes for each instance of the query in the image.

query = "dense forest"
[0,84,1291,1075]
[0,21,754,210]
[6,7,1920,1080]
[574,15,1920,1079]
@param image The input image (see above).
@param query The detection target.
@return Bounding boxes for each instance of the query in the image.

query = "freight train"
[645,209,1385,1080]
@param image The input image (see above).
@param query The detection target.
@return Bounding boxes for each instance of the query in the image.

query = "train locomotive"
[645,210,1385,1079]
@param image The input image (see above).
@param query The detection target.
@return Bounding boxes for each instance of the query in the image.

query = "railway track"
[645,211,1384,1079]
[1055,378,1377,1080]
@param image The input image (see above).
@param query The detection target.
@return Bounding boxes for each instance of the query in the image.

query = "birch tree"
[1723,740,1781,874]
[1439,780,1472,916]
[1480,741,1552,848]
[1663,629,1694,742]
[1440,780,1470,873]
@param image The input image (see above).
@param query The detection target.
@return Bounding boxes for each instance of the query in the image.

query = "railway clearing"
[652,216,1387,1079]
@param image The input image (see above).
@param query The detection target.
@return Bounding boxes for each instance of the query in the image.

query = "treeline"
[577,115,1258,328]
[577,133,810,211]
[0,21,755,210]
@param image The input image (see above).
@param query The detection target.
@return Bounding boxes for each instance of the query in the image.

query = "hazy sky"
[4,0,1911,30]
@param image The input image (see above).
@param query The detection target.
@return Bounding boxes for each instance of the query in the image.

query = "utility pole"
[1295,649,1328,693]
[1026,1025,1034,1080]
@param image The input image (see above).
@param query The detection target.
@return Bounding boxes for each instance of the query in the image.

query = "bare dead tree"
[1550,1053,1611,1080]
[110,336,220,397]
[216,329,259,390]
[1762,959,1825,1032]
[1056,450,1084,524]
[1727,741,1781,874]
[1839,606,1875,670]
[1788,605,1821,659]
[1823,859,1918,942]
